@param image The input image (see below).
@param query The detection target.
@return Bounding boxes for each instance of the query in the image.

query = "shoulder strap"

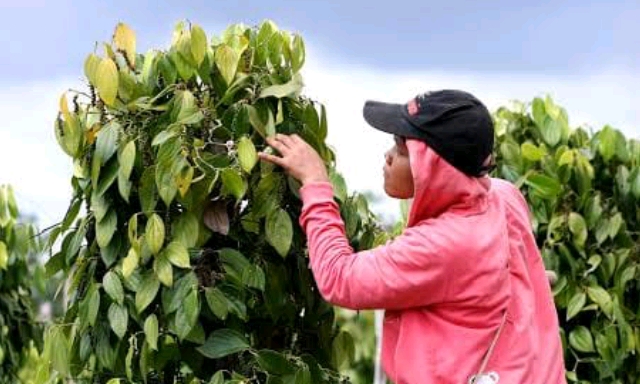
[476,311,507,376]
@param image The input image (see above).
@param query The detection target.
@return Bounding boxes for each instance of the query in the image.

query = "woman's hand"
[258,134,329,185]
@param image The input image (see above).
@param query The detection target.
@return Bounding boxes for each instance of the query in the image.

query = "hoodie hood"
[405,139,491,227]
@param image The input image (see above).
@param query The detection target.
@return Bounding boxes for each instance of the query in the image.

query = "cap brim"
[363,100,420,138]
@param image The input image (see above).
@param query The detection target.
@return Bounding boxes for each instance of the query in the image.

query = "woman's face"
[383,136,414,199]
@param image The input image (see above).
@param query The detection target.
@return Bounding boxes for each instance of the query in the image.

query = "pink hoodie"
[299,139,566,383]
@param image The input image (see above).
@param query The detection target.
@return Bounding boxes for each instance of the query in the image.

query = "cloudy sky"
[1,0,639,229]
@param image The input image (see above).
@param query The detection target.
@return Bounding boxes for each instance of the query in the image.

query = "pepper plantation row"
[0,20,638,384]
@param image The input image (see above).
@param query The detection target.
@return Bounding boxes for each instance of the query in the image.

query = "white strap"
[469,311,507,383]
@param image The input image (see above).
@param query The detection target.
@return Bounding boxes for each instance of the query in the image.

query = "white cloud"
[1,46,638,231]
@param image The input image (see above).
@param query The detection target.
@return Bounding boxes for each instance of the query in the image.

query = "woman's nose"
[385,151,392,165]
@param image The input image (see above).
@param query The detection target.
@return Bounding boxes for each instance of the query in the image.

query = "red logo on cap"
[407,99,419,115]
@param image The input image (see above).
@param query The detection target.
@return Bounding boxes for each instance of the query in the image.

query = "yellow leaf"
[215,44,239,86]
[113,22,137,67]
[84,53,101,84]
[59,93,72,122]
[96,58,119,106]
[177,166,194,197]
[190,25,207,67]
[122,247,139,279]
[237,136,258,173]
[86,123,101,145]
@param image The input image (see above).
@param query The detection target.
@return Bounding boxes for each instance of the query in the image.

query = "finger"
[258,152,287,167]
[275,133,295,147]
[265,138,289,155]
[289,134,306,146]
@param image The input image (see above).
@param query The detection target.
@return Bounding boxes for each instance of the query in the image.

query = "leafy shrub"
[45,20,385,383]
[493,96,640,383]
[0,184,44,381]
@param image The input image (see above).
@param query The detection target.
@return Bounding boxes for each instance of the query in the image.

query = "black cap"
[363,89,495,177]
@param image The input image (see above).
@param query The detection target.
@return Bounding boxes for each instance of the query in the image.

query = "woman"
[259,89,566,384]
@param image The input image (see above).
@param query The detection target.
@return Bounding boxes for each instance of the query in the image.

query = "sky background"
[1,0,639,229]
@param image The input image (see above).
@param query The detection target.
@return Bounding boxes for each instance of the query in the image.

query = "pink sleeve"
[298,182,453,310]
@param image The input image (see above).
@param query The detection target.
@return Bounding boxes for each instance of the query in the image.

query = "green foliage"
[46,20,384,383]
[493,96,640,383]
[0,184,45,381]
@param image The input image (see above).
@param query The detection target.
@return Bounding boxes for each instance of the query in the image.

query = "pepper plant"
[0,184,45,382]
[492,96,640,383]
[45,20,384,383]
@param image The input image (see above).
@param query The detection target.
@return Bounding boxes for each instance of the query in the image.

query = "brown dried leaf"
[203,200,229,235]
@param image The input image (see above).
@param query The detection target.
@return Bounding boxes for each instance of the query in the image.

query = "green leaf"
[631,168,640,198]
[145,213,165,255]
[242,264,266,291]
[162,272,198,314]
[205,287,229,320]
[118,171,132,202]
[569,326,595,353]
[608,213,623,239]
[175,290,199,341]
[96,58,119,106]
[291,34,305,73]
[50,327,70,376]
[175,90,199,123]
[103,271,125,305]
[294,366,312,384]
[136,273,160,313]
[330,171,348,202]
[0,241,7,270]
[331,330,355,371]
[566,291,586,321]
[122,247,139,279]
[586,286,613,318]
[598,126,617,162]
[156,164,179,207]
[96,209,118,248]
[197,329,250,359]
[540,117,563,147]
[152,127,180,147]
[108,303,129,339]
[144,314,159,350]
[190,25,207,66]
[219,248,251,283]
[139,166,158,214]
[162,241,190,269]
[568,212,588,248]
[172,211,199,248]
[118,140,136,180]
[256,349,296,375]
[95,158,120,196]
[524,172,562,198]
[95,122,120,164]
[215,44,239,85]
[210,371,225,384]
[154,253,173,287]
[521,141,546,161]
[259,72,304,99]
[86,285,101,326]
[265,208,293,258]
[221,168,247,200]
[237,136,258,173]
[96,328,116,369]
